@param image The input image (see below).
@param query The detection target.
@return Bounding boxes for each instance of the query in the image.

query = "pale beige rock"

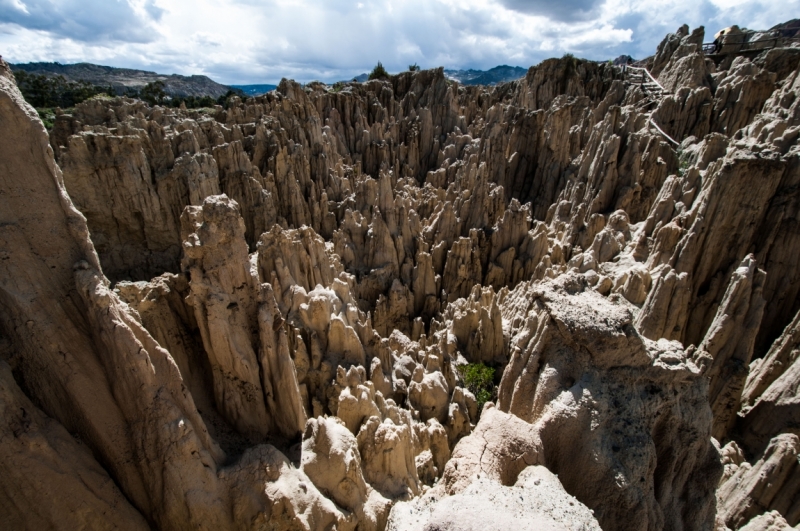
[115,273,246,453]
[387,466,601,531]
[300,417,391,531]
[408,364,449,424]
[0,71,342,529]
[717,434,800,529]
[697,254,767,440]
[635,265,691,340]
[439,406,542,495]
[0,59,163,523]
[335,365,382,434]
[738,308,800,457]
[739,511,795,531]
[743,308,800,410]
[181,194,272,438]
[493,275,720,531]
[0,361,149,531]
[5,25,800,531]
[657,28,711,93]
[439,285,505,365]
[357,416,422,499]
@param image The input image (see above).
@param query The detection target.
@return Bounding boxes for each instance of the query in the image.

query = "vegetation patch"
[13,70,112,109]
[368,61,390,80]
[457,362,497,419]
[12,73,243,130]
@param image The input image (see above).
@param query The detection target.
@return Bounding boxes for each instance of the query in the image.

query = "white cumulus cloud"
[0,0,796,84]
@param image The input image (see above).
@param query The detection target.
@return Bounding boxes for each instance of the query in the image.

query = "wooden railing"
[704,36,800,56]
[624,65,667,91]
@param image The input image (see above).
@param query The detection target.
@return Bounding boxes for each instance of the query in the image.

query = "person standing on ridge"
[713,27,732,54]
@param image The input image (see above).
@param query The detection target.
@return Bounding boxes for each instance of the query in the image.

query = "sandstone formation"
[2,21,800,531]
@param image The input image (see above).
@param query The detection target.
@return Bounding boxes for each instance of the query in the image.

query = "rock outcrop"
[387,466,601,531]
[3,19,800,530]
[437,276,721,531]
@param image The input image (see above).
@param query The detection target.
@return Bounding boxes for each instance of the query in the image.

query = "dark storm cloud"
[0,0,163,43]
[496,0,604,22]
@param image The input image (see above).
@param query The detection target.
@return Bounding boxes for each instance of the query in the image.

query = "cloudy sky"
[0,0,795,84]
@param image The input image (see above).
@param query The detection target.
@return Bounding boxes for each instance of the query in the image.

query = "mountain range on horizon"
[346,64,528,86]
[11,61,531,100]
[444,65,528,85]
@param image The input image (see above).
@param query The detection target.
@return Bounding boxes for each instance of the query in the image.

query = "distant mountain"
[332,73,369,85]
[342,66,525,86]
[231,84,278,97]
[10,62,233,98]
[444,65,527,86]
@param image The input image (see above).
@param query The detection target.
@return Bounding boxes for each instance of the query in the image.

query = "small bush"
[368,61,390,80]
[677,155,690,177]
[408,63,420,72]
[457,363,496,419]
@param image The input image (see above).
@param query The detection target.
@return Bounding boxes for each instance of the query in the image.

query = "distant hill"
[231,84,278,97]
[10,62,233,98]
[444,65,527,86]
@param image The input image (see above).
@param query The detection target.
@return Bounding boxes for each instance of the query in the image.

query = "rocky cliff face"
[2,23,800,531]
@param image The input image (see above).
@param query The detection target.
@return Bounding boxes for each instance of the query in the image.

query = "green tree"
[13,70,113,110]
[408,63,420,72]
[216,89,241,108]
[368,61,390,80]
[140,80,167,105]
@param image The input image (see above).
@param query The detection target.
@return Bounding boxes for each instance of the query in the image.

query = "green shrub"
[457,363,496,419]
[169,94,218,109]
[368,61,390,80]
[408,63,420,72]
[36,108,57,130]
[677,154,690,177]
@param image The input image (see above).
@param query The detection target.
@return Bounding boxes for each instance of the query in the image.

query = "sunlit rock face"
[2,23,800,530]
